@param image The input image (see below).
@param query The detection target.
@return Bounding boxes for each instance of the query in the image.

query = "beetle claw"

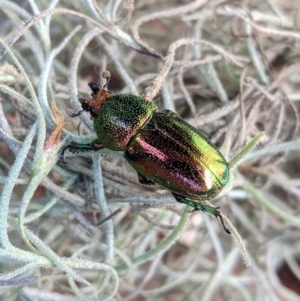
[214,209,231,234]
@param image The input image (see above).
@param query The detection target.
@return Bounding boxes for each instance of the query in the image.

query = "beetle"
[61,76,231,234]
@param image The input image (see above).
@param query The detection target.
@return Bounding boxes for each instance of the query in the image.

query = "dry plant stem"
[229,133,264,169]
[242,139,300,163]
[242,178,300,229]
[222,4,300,39]
[246,23,269,85]
[198,248,244,301]
[115,210,190,273]
[177,66,196,115]
[220,213,250,266]
[0,7,160,59]
[92,153,115,261]
[1,1,299,300]
[200,133,266,266]
[200,201,250,266]
[123,254,163,301]
[144,38,247,101]
[18,27,81,250]
[237,68,248,145]
[0,124,37,248]
[131,0,209,54]
[190,98,240,127]
[67,28,101,130]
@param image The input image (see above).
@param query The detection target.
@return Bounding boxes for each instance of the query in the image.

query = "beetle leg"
[60,140,104,163]
[172,193,231,234]
[138,173,155,185]
[159,109,176,116]
[96,208,122,226]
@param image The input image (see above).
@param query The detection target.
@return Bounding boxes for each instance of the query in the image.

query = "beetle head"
[68,73,112,118]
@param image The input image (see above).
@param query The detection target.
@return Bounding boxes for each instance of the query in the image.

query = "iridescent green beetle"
[61,77,230,233]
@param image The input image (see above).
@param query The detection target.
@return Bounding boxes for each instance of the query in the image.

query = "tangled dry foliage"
[0,1,300,300]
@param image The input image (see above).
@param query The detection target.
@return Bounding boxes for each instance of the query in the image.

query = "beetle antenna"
[102,70,111,90]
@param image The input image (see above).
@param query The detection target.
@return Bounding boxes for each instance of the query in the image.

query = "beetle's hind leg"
[60,140,103,163]
[172,193,231,234]
[138,173,155,185]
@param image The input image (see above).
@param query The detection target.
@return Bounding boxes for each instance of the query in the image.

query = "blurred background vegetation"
[0,0,300,300]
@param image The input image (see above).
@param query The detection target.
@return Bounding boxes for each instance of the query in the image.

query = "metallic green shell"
[124,110,229,200]
[93,94,158,150]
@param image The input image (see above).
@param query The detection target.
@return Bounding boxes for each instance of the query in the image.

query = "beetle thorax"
[93,94,158,151]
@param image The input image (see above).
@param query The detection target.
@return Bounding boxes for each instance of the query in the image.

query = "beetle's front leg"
[172,193,231,234]
[60,140,104,163]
